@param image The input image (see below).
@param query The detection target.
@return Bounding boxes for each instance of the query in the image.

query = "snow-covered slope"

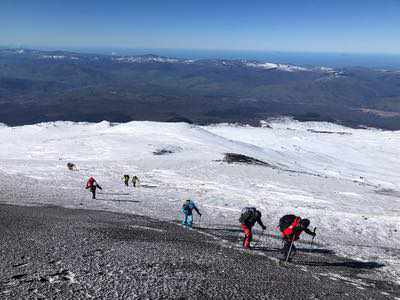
[245,61,309,72]
[0,120,399,281]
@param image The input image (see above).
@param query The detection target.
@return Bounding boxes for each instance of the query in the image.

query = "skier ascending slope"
[279,214,316,261]
[85,177,102,199]
[239,207,266,249]
[181,199,201,228]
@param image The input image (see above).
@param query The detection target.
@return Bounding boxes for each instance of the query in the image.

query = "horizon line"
[2,44,400,57]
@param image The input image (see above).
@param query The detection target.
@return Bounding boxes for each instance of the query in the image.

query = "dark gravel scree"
[0,204,399,299]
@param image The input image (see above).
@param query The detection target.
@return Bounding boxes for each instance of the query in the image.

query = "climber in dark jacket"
[122,174,130,187]
[239,207,266,249]
[131,175,140,187]
[279,214,316,261]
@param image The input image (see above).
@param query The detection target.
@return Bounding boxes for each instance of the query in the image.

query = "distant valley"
[1,48,400,129]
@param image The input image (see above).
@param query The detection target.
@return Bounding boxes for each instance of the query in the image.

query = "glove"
[199,213,202,217]
[312,232,316,237]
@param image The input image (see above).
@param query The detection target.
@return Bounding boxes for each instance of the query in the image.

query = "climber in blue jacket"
[181,199,201,227]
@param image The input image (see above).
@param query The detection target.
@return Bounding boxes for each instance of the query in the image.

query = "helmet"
[300,219,310,228]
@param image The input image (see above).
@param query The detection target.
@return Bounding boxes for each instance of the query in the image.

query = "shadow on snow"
[95,198,141,203]
[300,260,385,270]
[98,192,130,196]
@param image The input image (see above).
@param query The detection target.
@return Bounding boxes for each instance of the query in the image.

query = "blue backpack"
[182,200,195,214]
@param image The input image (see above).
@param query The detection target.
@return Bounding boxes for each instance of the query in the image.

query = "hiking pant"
[241,224,252,249]
[90,187,96,199]
[282,239,297,260]
[182,213,193,227]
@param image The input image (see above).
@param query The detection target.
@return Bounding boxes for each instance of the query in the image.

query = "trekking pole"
[305,227,317,264]
[285,236,295,263]
[311,227,317,247]
[260,229,265,248]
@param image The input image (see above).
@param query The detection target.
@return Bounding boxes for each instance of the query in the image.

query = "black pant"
[282,240,296,260]
[91,188,96,199]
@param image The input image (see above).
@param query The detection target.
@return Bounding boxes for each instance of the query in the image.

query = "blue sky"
[1,0,400,54]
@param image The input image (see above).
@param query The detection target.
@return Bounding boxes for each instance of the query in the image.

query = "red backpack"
[86,177,94,189]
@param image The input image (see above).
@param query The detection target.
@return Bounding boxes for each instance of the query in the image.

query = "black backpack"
[182,201,192,213]
[279,214,296,232]
[239,207,256,223]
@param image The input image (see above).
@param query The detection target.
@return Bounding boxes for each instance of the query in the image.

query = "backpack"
[182,200,194,213]
[86,177,94,189]
[239,207,256,223]
[279,214,297,232]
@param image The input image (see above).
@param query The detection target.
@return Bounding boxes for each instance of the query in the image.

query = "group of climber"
[239,207,316,261]
[84,175,140,199]
[84,176,315,261]
[178,200,315,261]
[122,174,140,187]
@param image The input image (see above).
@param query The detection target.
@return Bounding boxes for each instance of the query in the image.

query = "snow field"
[0,119,399,282]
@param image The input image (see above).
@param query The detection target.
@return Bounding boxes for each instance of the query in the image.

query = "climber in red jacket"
[85,177,102,199]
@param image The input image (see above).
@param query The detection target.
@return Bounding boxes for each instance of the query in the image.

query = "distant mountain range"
[1,48,400,129]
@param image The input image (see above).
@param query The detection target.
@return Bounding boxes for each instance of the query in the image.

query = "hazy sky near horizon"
[1,0,400,54]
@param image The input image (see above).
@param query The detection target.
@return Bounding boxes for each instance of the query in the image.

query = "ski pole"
[285,236,295,263]
[260,229,265,248]
[311,227,317,247]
